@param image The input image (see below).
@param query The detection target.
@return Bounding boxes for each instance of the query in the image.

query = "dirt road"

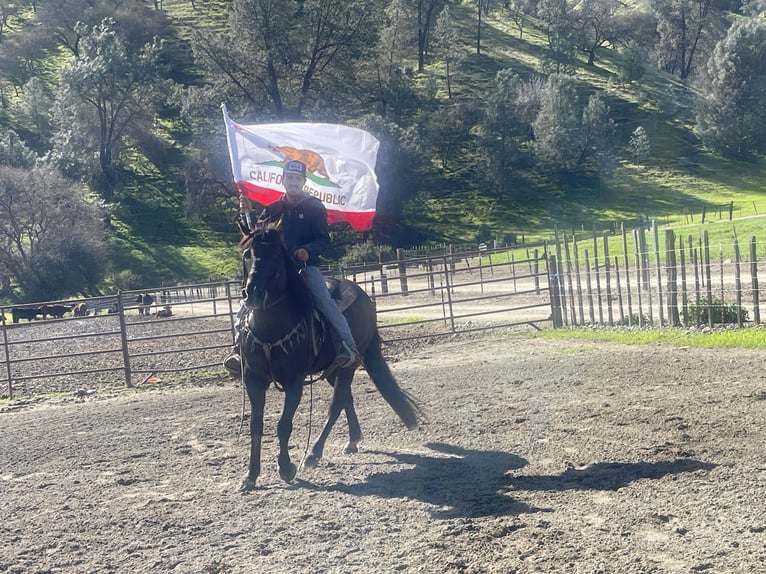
[1,331,764,573]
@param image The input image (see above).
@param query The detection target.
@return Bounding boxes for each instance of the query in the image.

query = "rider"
[223,159,361,375]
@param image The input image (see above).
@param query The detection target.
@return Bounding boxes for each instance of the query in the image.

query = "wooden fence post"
[592,228,603,324]
[665,230,680,326]
[603,233,613,326]
[653,222,664,326]
[734,239,742,328]
[396,248,408,296]
[572,239,585,325]
[613,257,625,325]
[750,237,760,324]
[548,255,563,328]
[622,223,633,320]
[564,234,577,325]
[553,226,567,327]
[116,291,133,388]
[632,230,644,327]
[704,231,713,327]
[679,239,688,326]
[585,250,595,324]
[534,249,540,295]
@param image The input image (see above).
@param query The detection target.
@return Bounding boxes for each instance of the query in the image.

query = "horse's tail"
[362,332,424,430]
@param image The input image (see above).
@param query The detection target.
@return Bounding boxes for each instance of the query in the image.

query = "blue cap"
[283,160,307,176]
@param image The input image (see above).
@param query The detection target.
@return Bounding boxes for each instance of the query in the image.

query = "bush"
[339,240,395,266]
[687,297,748,325]
[617,313,653,327]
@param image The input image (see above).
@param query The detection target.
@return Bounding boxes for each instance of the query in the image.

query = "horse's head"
[240,218,290,309]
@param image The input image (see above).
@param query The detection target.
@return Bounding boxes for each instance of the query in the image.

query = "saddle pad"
[324,278,358,312]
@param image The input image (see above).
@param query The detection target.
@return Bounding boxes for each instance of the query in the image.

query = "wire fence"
[548,225,764,328]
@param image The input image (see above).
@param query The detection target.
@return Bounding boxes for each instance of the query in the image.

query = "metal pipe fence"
[1,249,553,399]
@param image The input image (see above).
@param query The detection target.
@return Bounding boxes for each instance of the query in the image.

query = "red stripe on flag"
[238,181,375,231]
[238,182,282,206]
[327,210,375,231]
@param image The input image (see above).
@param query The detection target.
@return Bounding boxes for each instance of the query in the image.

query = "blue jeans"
[302,266,357,349]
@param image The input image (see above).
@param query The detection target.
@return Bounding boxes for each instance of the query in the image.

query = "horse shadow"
[319,442,538,519]
[312,443,717,520]
[507,459,718,493]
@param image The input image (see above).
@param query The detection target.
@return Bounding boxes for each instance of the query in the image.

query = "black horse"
[238,220,422,491]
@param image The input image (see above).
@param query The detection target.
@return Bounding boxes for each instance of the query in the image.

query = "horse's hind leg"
[305,372,356,468]
[277,382,303,483]
[343,391,362,454]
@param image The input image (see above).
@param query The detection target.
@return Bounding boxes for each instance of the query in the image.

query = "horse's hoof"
[344,442,359,454]
[279,463,297,483]
[304,454,319,469]
[240,477,257,493]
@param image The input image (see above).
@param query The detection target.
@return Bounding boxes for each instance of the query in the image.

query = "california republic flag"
[222,104,381,231]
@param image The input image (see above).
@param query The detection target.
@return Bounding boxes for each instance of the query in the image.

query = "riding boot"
[224,302,246,377]
[223,331,242,377]
[223,345,241,377]
[335,339,361,369]
[326,326,359,369]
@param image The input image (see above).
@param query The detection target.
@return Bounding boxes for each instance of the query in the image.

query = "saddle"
[324,277,358,312]
[304,278,359,372]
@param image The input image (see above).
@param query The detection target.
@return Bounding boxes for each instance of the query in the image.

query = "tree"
[579,92,616,168]
[617,40,648,86]
[695,19,766,157]
[536,0,577,73]
[507,0,538,40]
[423,101,475,168]
[572,0,620,66]
[373,0,419,120]
[192,0,380,121]
[35,0,174,58]
[740,0,766,15]
[433,5,464,99]
[532,73,582,171]
[474,0,494,55]
[649,0,715,80]
[417,0,446,72]
[0,164,107,301]
[0,130,36,168]
[480,70,541,196]
[50,18,167,202]
[532,75,615,173]
[628,126,651,165]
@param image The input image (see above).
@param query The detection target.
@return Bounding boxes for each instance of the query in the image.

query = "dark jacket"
[261,195,329,267]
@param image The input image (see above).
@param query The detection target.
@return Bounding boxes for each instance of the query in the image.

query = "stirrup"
[223,352,241,377]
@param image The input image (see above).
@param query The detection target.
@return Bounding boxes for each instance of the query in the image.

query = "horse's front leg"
[241,381,267,493]
[306,372,356,468]
[277,381,303,483]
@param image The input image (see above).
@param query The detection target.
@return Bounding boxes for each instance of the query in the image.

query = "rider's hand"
[294,248,310,262]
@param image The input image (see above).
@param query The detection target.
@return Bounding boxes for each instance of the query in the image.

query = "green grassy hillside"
[6,1,762,294]
[121,2,766,282]
[414,5,766,245]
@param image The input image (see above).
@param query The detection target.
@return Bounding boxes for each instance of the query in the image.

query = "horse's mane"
[241,222,313,319]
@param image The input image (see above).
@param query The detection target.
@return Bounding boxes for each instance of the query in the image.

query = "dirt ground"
[1,327,765,574]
